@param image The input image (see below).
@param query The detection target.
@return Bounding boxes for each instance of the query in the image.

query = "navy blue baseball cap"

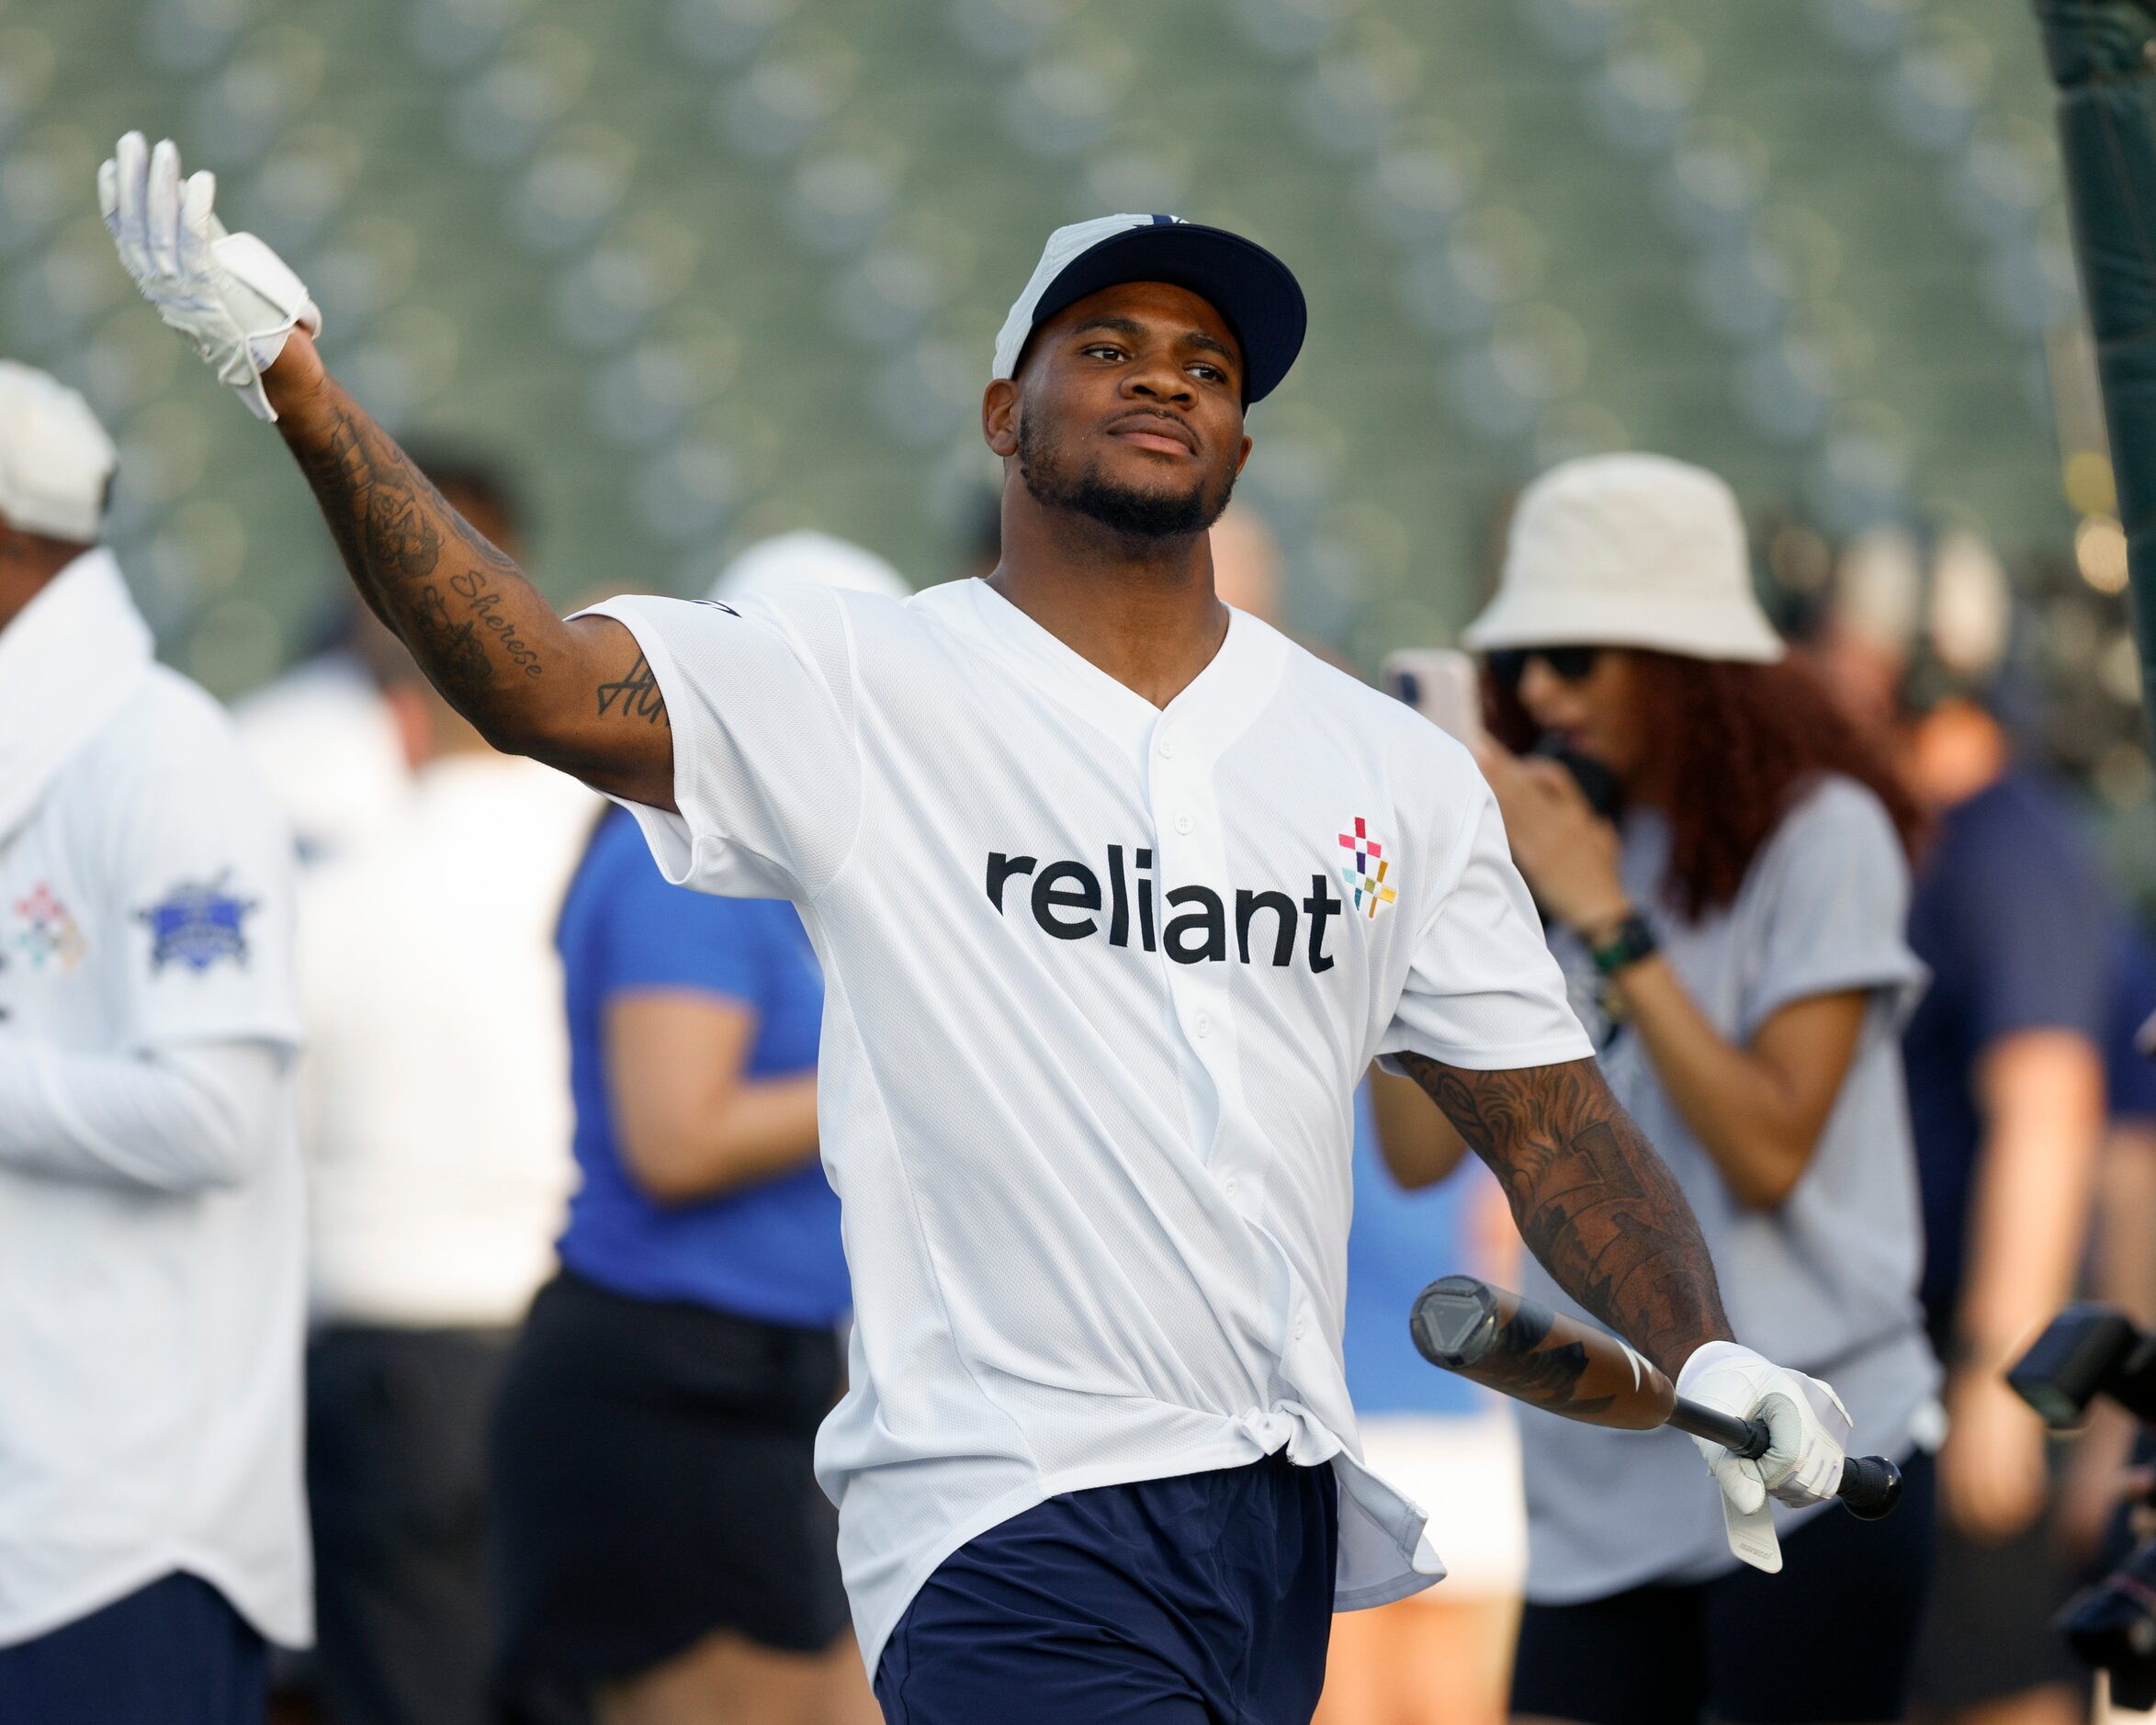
[991,214,1307,403]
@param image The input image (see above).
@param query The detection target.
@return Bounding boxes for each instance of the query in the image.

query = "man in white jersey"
[0,359,310,1722]
[105,132,1853,1722]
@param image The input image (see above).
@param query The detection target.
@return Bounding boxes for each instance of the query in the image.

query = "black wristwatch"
[1586,910,1658,977]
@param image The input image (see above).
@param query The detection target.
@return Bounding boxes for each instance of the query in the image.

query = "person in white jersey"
[104,132,1854,1723]
[231,598,409,865]
[296,454,590,1725]
[0,359,310,1723]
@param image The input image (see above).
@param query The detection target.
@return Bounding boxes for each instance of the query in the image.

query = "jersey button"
[1193,1011,1211,1037]
[1293,1316,1307,1341]
[1223,1175,1240,1199]
[1157,732,1177,758]
[1174,812,1194,835]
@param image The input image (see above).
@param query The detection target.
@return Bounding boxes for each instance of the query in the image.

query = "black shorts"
[1510,1449,1935,1725]
[1907,1505,2083,1708]
[488,1271,850,1702]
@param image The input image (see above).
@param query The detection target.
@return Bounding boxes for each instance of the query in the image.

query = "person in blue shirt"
[489,535,909,1725]
[488,806,868,1725]
[1895,695,2110,1725]
[553,809,844,1326]
[2053,921,2156,1567]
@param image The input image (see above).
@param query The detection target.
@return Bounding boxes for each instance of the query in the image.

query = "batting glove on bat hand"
[97,132,321,423]
[1678,1340,1852,1513]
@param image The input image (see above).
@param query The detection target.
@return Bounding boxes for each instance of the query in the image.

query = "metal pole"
[2033,0,2156,733]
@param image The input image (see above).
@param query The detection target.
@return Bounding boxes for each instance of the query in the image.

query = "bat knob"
[1836,1453,1902,1520]
[1410,1276,1501,1370]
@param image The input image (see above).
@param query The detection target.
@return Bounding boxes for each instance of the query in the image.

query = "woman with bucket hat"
[1433,455,1942,1724]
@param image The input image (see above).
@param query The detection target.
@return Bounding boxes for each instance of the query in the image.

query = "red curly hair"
[1487,650,1925,922]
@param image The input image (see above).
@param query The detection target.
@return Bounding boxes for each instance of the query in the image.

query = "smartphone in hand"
[1381,648,1484,749]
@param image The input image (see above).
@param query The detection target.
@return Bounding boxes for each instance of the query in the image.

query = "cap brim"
[1462,591,1785,663]
[1027,222,1307,403]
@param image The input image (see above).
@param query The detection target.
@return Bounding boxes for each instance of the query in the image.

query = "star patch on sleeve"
[137,874,258,973]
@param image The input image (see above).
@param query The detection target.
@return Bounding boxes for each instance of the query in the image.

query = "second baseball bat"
[1409,1274,1902,1520]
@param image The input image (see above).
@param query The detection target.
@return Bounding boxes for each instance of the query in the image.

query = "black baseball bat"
[1410,1274,1902,1519]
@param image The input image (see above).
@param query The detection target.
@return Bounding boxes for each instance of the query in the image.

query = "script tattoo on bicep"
[594,654,669,727]
[1395,1052,1732,1375]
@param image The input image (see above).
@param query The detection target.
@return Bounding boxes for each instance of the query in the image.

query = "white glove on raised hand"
[1678,1340,1852,1513]
[97,131,320,423]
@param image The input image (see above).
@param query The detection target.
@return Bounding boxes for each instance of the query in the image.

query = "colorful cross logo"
[13,883,85,973]
[1338,817,1398,919]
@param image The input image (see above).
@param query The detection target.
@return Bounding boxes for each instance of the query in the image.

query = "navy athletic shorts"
[0,1571,268,1725]
[875,1450,1338,1724]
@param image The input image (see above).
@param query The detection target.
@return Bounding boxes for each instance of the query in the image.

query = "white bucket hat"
[1462,453,1783,663]
[0,362,116,544]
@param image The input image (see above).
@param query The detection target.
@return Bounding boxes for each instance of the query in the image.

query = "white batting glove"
[97,131,321,423]
[1678,1340,1851,1513]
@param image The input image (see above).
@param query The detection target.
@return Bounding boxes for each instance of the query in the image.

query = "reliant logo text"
[987,844,1345,972]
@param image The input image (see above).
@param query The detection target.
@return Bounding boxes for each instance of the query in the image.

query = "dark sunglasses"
[1486,646,1603,692]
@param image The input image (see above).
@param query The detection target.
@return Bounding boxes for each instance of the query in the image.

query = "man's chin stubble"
[1021,453,1232,542]
[1067,476,1219,539]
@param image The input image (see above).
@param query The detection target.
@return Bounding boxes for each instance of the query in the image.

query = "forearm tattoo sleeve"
[1395,1052,1733,1375]
[281,378,663,739]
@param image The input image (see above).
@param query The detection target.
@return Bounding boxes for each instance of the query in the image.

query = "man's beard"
[1017,411,1236,541]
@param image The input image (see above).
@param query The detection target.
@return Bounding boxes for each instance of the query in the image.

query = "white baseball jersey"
[0,552,310,1648]
[582,577,1593,1674]
[299,753,588,1329]
[233,652,410,864]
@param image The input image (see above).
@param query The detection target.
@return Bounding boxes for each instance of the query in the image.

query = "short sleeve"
[596,847,781,1013]
[2105,928,2156,1121]
[1744,778,1928,1038]
[1378,782,1594,1073]
[576,588,862,901]
[100,696,303,1054]
[1941,797,2108,1050]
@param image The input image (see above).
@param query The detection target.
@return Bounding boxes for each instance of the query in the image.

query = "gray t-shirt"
[1518,773,1939,1603]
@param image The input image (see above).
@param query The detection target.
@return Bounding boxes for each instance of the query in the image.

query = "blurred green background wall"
[13,0,2150,867]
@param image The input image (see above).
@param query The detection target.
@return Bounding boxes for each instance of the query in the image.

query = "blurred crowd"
[6,346,2156,1725]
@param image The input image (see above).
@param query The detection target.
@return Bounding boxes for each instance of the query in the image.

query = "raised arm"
[1393,1051,1733,1379]
[264,335,673,806]
[98,132,673,808]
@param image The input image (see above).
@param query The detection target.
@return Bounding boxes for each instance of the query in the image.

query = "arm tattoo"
[595,655,669,727]
[1396,1052,1733,1376]
[280,384,659,735]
